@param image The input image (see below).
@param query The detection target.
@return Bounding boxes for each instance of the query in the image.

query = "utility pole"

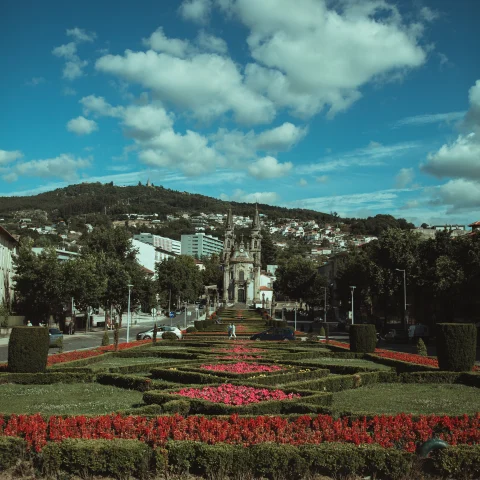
[350,286,356,325]
[127,284,133,343]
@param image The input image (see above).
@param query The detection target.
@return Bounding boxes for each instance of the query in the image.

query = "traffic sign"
[187,311,192,316]
[169,312,175,318]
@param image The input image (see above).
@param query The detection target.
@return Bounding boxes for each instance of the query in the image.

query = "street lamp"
[395,269,407,331]
[322,287,327,323]
[350,286,356,324]
[184,301,188,330]
[294,302,297,332]
[127,284,133,343]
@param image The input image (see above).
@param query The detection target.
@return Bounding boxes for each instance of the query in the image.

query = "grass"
[0,383,143,415]
[295,358,392,370]
[332,383,480,415]
[89,356,183,369]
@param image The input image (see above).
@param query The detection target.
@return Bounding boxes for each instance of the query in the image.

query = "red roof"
[468,221,480,227]
[0,225,18,244]
[141,266,155,275]
[259,286,273,291]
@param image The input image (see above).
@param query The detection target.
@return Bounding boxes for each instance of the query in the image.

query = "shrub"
[152,324,158,344]
[8,326,49,373]
[0,437,26,470]
[41,439,151,478]
[162,331,178,341]
[349,324,377,353]
[162,399,190,415]
[416,338,427,357]
[319,326,326,336]
[436,323,477,371]
[101,331,110,347]
[186,326,197,333]
[431,445,480,478]
[96,373,152,392]
[113,322,120,352]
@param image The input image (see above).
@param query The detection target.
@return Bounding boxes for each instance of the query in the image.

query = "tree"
[260,228,277,269]
[13,241,65,323]
[274,255,317,302]
[202,254,223,289]
[156,255,203,306]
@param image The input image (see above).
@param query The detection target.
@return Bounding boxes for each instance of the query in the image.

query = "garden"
[0,323,479,479]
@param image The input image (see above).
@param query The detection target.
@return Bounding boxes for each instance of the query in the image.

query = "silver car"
[136,325,183,340]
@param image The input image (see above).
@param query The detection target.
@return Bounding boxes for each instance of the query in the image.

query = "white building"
[32,247,80,262]
[0,226,17,304]
[132,239,156,273]
[181,233,223,258]
[133,233,181,255]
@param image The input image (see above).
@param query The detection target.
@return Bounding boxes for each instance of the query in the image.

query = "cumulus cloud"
[429,179,480,213]
[52,41,88,80]
[80,95,124,117]
[179,0,212,23]
[142,27,191,57]
[395,167,414,188]
[463,80,480,135]
[196,30,228,54]
[248,156,292,179]
[66,27,96,43]
[222,188,279,204]
[0,150,23,166]
[122,104,174,140]
[315,175,328,183]
[2,172,18,183]
[66,116,98,135]
[14,154,91,180]
[255,122,307,151]
[236,0,427,118]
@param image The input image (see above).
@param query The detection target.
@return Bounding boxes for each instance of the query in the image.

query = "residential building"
[0,226,18,304]
[468,221,480,233]
[133,233,181,254]
[132,239,156,273]
[181,233,223,258]
[32,247,80,262]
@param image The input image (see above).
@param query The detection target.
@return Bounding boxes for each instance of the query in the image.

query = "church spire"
[252,203,260,230]
[225,208,234,230]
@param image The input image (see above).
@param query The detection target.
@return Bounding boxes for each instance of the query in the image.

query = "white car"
[136,325,182,340]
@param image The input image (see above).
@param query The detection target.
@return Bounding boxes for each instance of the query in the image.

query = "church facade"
[222,206,262,305]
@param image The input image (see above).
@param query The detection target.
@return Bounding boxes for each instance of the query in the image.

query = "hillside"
[0,182,335,223]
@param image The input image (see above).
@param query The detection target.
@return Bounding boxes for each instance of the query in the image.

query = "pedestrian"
[27,320,33,327]
[231,323,236,340]
[227,323,232,338]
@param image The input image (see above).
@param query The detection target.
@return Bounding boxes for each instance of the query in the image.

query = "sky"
[1,0,480,226]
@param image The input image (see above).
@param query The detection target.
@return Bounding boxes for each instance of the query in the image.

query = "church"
[222,206,262,305]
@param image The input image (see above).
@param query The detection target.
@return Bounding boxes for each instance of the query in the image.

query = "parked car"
[48,328,63,347]
[136,325,183,340]
[198,304,205,310]
[250,327,295,341]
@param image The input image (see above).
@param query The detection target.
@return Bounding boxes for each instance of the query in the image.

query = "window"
[239,270,245,281]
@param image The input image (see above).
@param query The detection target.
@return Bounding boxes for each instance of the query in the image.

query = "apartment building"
[181,233,223,258]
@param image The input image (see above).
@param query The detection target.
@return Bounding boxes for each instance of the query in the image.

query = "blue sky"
[1,0,480,225]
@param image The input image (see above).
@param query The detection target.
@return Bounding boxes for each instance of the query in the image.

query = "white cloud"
[179,0,212,24]
[122,104,174,140]
[422,133,480,180]
[80,95,124,117]
[248,156,292,179]
[236,0,427,118]
[62,87,77,96]
[297,178,307,186]
[393,111,466,128]
[142,27,191,57]
[0,150,23,166]
[95,48,275,124]
[52,41,88,80]
[298,140,420,174]
[463,80,480,135]
[66,116,98,135]
[2,172,18,183]
[315,175,328,183]
[222,189,279,204]
[255,122,306,151]
[419,6,439,22]
[25,77,45,86]
[66,27,97,43]
[196,30,228,54]
[429,179,480,213]
[52,42,77,59]
[395,167,414,188]
[14,154,91,180]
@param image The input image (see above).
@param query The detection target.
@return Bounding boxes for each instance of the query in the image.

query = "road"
[0,305,202,363]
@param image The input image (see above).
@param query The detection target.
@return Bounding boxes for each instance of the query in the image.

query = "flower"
[200,362,283,374]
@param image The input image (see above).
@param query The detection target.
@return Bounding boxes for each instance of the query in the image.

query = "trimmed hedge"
[7,326,49,373]
[399,371,480,387]
[41,439,152,478]
[162,331,178,341]
[96,373,152,392]
[150,367,222,384]
[430,444,480,478]
[436,323,477,372]
[0,372,94,384]
[349,324,377,353]
[0,436,26,470]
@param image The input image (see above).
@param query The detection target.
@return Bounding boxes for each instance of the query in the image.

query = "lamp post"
[322,287,327,323]
[184,301,188,330]
[350,286,356,324]
[294,302,297,332]
[127,284,133,343]
[395,269,407,330]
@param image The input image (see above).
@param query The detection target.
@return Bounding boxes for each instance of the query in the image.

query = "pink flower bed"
[174,383,300,405]
[200,362,283,374]
[217,355,263,360]
[211,346,265,354]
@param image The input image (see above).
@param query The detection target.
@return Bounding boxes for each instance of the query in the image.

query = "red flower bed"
[200,362,283,374]
[216,355,263,360]
[173,383,299,405]
[1,413,479,453]
[211,346,265,354]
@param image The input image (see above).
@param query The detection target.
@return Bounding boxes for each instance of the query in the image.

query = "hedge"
[399,371,480,387]
[150,367,222,384]
[430,444,480,478]
[364,353,438,373]
[7,327,50,373]
[96,373,153,392]
[0,436,26,470]
[349,324,377,353]
[436,323,477,372]
[40,439,152,478]
[0,372,94,385]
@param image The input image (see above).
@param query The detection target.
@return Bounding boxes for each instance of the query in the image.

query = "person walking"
[227,323,232,339]
[26,320,33,327]
[230,323,236,340]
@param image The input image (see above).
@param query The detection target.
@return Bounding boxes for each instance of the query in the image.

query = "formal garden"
[0,320,479,479]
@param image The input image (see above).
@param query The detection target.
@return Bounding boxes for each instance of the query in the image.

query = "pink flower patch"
[200,362,283,374]
[174,383,300,405]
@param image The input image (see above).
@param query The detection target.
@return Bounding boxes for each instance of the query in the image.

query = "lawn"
[88,356,184,369]
[332,383,480,415]
[295,358,392,370]
[0,383,143,415]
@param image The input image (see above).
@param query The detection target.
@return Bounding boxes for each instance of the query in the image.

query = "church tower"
[222,209,235,303]
[250,204,262,303]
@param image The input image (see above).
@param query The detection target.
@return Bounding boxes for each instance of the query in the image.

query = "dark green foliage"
[96,373,152,392]
[436,323,477,371]
[7,327,49,373]
[349,324,377,353]
[0,437,26,470]
[319,326,326,336]
[150,367,221,384]
[101,331,110,346]
[162,331,178,341]
[416,337,427,356]
[152,324,158,343]
[162,399,190,415]
[0,372,94,384]
[430,445,480,478]
[186,326,197,333]
[41,439,151,478]
[399,371,480,387]
[113,322,119,351]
